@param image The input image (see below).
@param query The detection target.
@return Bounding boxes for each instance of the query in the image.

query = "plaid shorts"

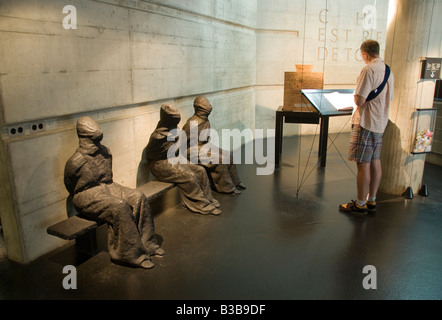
[348,125,383,163]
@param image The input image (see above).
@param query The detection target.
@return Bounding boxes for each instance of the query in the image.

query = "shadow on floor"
[1,135,441,301]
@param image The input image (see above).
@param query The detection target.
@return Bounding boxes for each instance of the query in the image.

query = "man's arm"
[354,94,366,107]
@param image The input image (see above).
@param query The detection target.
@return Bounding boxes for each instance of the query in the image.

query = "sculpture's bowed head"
[194,96,213,117]
[76,116,103,141]
[159,104,181,128]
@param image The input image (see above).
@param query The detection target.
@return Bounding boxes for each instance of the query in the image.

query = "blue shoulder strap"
[366,64,391,102]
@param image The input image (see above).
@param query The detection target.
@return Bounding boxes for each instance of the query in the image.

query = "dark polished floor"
[1,134,442,301]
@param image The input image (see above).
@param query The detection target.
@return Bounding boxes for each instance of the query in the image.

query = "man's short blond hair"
[360,40,380,57]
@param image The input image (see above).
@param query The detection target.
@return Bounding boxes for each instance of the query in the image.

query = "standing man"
[339,40,394,215]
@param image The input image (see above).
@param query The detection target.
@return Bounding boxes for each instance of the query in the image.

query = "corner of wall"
[0,137,26,263]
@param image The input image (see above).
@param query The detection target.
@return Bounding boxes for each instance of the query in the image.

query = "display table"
[275,89,354,168]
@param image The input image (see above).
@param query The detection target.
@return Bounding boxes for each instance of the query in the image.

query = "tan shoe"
[339,200,367,215]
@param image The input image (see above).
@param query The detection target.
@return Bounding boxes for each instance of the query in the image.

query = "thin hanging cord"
[296,0,309,197]
[296,0,328,198]
[326,116,357,177]
[296,123,320,197]
[294,0,356,196]
[296,114,356,194]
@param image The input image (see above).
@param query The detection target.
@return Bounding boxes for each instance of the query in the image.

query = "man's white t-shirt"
[352,57,394,134]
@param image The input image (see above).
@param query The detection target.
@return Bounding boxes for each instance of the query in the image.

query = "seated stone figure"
[182,96,246,195]
[145,104,221,215]
[64,116,163,269]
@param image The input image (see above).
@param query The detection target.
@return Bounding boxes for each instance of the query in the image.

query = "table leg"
[275,111,283,168]
[319,116,329,168]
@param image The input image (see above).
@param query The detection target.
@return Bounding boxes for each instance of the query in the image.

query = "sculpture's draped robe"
[64,142,159,268]
[145,105,219,214]
[182,98,241,194]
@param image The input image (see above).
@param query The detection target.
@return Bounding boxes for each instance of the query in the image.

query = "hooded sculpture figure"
[64,116,163,269]
[182,96,245,195]
[144,104,182,161]
[145,104,221,215]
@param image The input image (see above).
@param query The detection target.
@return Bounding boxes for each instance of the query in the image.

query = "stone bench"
[47,180,176,259]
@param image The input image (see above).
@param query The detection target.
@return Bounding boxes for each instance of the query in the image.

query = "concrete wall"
[0,0,257,263]
[380,0,442,196]
[0,0,391,263]
[255,0,389,135]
